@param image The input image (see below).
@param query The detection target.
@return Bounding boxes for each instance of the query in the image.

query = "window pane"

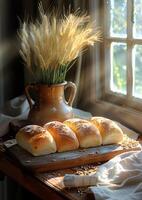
[133,45,142,98]
[110,43,127,94]
[109,0,127,37]
[133,0,142,38]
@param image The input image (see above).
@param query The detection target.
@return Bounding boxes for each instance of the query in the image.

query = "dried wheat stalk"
[19,6,102,84]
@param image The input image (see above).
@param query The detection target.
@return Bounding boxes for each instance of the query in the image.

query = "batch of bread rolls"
[16,117,124,156]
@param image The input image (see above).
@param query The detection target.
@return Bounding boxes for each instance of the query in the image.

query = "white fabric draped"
[0,95,29,137]
[64,150,142,200]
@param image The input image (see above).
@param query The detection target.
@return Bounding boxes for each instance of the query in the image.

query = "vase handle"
[65,82,77,106]
[25,84,37,110]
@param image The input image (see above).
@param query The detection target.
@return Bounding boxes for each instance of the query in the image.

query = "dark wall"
[0,0,38,107]
[0,0,89,107]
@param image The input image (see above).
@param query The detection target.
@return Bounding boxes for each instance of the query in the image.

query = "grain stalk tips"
[19,5,102,85]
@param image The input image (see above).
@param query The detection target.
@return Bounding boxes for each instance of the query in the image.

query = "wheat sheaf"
[19,5,102,85]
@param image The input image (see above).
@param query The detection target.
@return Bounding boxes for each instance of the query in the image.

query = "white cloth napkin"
[0,95,29,137]
[63,150,142,200]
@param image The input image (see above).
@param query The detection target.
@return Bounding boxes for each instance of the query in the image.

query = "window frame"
[101,0,142,112]
[88,0,142,133]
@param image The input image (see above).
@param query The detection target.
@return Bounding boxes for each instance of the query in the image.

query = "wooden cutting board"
[6,142,141,173]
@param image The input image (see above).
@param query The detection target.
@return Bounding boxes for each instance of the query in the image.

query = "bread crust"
[64,118,102,148]
[44,121,79,152]
[16,117,124,156]
[90,117,124,145]
[16,125,57,156]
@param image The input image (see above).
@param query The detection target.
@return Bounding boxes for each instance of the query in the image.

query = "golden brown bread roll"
[90,117,124,145]
[16,125,57,156]
[44,121,79,152]
[64,118,102,148]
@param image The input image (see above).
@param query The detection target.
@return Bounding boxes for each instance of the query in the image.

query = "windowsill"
[86,100,142,134]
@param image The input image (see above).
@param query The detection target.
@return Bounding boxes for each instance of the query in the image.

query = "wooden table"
[1,132,141,200]
[0,146,96,200]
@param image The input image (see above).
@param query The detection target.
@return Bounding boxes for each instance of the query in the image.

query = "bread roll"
[44,121,79,152]
[64,118,102,148]
[16,125,57,156]
[90,117,124,145]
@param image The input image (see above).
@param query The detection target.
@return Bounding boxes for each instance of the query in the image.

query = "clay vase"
[25,81,77,125]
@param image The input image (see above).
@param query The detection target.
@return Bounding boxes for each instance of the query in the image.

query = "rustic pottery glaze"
[25,82,76,125]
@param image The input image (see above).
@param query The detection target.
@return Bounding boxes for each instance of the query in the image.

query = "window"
[101,0,142,111]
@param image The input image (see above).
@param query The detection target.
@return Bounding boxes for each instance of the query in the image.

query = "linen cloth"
[0,95,29,137]
[63,150,142,200]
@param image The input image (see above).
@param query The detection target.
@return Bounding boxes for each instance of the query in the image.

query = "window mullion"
[104,0,110,95]
[127,0,133,100]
